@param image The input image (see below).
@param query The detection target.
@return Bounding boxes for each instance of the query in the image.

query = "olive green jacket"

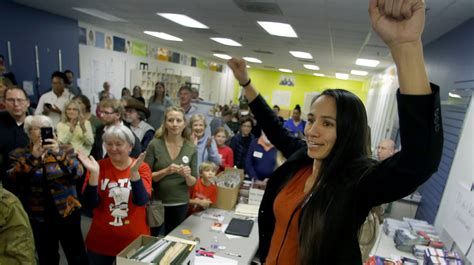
[0,184,36,265]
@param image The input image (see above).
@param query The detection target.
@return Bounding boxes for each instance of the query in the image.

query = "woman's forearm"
[391,41,431,95]
[184,175,196,186]
[152,167,170,182]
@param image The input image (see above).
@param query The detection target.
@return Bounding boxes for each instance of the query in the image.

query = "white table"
[168,208,259,264]
[370,226,424,263]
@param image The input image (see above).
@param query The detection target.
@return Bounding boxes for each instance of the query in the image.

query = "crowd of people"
[0,0,443,264]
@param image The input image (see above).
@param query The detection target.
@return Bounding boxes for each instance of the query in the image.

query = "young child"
[214,127,234,173]
[189,162,218,215]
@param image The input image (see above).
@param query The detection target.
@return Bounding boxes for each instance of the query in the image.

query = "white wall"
[78,22,235,109]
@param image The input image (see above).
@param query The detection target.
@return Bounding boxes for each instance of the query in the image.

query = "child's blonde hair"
[199,162,217,174]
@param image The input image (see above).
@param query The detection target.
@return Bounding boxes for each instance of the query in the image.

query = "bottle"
[211,236,219,250]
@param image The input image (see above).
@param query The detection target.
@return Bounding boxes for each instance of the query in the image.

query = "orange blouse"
[265,165,313,265]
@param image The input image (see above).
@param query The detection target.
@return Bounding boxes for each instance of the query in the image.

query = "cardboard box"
[248,188,264,206]
[116,235,196,265]
[212,168,244,210]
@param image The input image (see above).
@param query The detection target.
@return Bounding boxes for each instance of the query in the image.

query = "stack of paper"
[383,218,410,237]
[234,203,259,218]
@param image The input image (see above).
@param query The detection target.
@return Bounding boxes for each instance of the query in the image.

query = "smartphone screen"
[41,127,54,146]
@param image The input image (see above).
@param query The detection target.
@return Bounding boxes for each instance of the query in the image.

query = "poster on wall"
[79,27,87,45]
[197,58,208,70]
[180,54,190,66]
[105,34,113,50]
[95,31,105,48]
[271,90,292,107]
[279,75,295,87]
[148,47,158,59]
[132,41,147,57]
[171,52,180,63]
[87,30,95,46]
[113,36,126,52]
[158,48,170,61]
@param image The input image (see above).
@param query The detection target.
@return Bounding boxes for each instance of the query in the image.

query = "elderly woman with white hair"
[189,113,221,173]
[7,114,88,265]
[78,124,152,265]
[57,99,94,155]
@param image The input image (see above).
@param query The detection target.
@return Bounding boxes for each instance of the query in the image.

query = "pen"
[225,252,242,258]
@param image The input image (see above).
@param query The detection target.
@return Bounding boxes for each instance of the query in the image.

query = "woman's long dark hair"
[298,89,373,264]
[151,82,166,104]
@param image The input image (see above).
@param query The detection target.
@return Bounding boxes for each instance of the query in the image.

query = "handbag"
[146,199,164,227]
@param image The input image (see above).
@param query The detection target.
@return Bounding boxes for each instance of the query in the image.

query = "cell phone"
[41,127,54,146]
[44,103,52,109]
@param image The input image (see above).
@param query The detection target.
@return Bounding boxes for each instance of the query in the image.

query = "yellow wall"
[233,68,369,114]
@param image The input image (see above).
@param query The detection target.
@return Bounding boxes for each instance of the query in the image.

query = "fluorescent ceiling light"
[73,8,126,22]
[336,73,349,80]
[246,65,251,68]
[289,51,312,59]
[157,13,208,29]
[351,70,368,76]
[448,92,461,98]
[356,58,380,67]
[304,64,320,70]
[213,53,232,60]
[243,57,262,64]
[279,68,293,73]
[257,21,298,38]
[210,38,242,47]
[144,31,182,41]
[313,73,325,77]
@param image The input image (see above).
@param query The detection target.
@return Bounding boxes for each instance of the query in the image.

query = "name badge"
[253,151,263,158]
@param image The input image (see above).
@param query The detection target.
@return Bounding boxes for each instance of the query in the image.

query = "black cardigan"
[249,85,443,264]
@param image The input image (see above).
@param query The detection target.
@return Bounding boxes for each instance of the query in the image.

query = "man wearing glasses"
[90,98,141,160]
[0,87,30,192]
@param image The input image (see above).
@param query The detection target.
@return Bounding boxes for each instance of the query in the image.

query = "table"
[168,208,259,264]
[370,226,424,263]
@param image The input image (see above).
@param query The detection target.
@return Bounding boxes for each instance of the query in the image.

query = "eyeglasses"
[5,98,28,104]
[100,110,116,115]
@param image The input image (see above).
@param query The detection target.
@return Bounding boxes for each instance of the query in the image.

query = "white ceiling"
[13,0,474,80]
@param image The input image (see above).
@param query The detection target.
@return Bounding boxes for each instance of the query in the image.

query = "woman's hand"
[191,132,199,145]
[42,138,60,154]
[167,163,181,175]
[369,0,430,94]
[369,0,425,49]
[130,152,146,173]
[227,58,249,85]
[77,150,100,181]
[130,152,146,181]
[179,166,192,178]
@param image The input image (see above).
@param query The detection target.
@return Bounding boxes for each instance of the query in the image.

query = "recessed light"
[144,31,183,41]
[210,38,242,47]
[257,21,298,38]
[290,51,312,59]
[213,53,232,60]
[279,68,293,73]
[304,64,320,70]
[356,58,380,67]
[246,65,251,68]
[313,73,325,77]
[336,73,349,80]
[351,70,368,76]
[243,57,262,64]
[157,13,209,29]
[73,8,127,22]
[448,92,461,98]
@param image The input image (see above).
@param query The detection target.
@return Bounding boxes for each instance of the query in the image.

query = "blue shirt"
[283,119,306,138]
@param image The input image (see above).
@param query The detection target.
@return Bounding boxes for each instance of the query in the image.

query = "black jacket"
[249,85,443,264]
[0,112,29,192]
[229,133,255,170]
